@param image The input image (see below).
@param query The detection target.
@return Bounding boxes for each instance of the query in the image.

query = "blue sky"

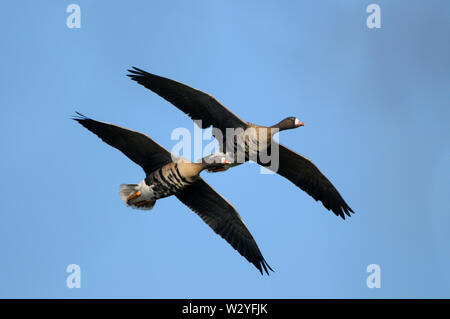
[1,1,449,298]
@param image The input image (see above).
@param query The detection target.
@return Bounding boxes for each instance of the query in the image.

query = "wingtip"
[348,205,355,214]
[259,259,274,276]
[127,66,147,77]
[335,201,355,220]
[132,66,146,73]
[343,203,355,219]
[72,111,88,121]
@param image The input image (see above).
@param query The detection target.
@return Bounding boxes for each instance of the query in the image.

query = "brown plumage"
[73,112,273,275]
[127,67,354,219]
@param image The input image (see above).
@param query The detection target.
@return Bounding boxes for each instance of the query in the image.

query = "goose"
[73,112,273,275]
[127,67,354,219]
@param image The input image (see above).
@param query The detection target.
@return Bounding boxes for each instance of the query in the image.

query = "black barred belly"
[144,164,193,199]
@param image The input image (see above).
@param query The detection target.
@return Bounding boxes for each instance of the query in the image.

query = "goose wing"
[73,113,172,175]
[127,67,248,135]
[260,142,354,219]
[176,178,273,275]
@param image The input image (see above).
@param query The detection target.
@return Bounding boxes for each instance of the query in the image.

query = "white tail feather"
[120,184,138,201]
[119,184,156,210]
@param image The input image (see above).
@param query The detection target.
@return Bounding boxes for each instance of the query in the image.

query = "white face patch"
[294,118,301,126]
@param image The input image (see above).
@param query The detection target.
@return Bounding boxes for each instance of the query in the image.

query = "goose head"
[271,117,304,131]
[201,154,231,172]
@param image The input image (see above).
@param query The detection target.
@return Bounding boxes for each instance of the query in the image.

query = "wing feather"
[73,113,172,175]
[127,67,248,134]
[176,178,273,275]
[260,142,354,219]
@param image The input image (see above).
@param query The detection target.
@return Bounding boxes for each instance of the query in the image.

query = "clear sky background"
[1,1,449,298]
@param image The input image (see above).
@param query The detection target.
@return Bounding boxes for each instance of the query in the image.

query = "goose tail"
[119,184,156,210]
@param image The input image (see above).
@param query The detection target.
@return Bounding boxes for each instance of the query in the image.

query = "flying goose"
[73,113,273,275]
[127,67,354,219]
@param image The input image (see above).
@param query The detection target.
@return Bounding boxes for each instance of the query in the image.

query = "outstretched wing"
[73,112,172,175]
[260,142,354,219]
[176,178,273,275]
[127,67,248,134]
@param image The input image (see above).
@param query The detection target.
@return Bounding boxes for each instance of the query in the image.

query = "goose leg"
[127,190,141,201]
[135,200,150,207]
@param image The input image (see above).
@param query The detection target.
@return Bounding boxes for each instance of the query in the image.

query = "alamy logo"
[66,264,81,288]
[170,120,280,174]
[366,264,381,288]
[66,4,81,29]
[366,4,381,29]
